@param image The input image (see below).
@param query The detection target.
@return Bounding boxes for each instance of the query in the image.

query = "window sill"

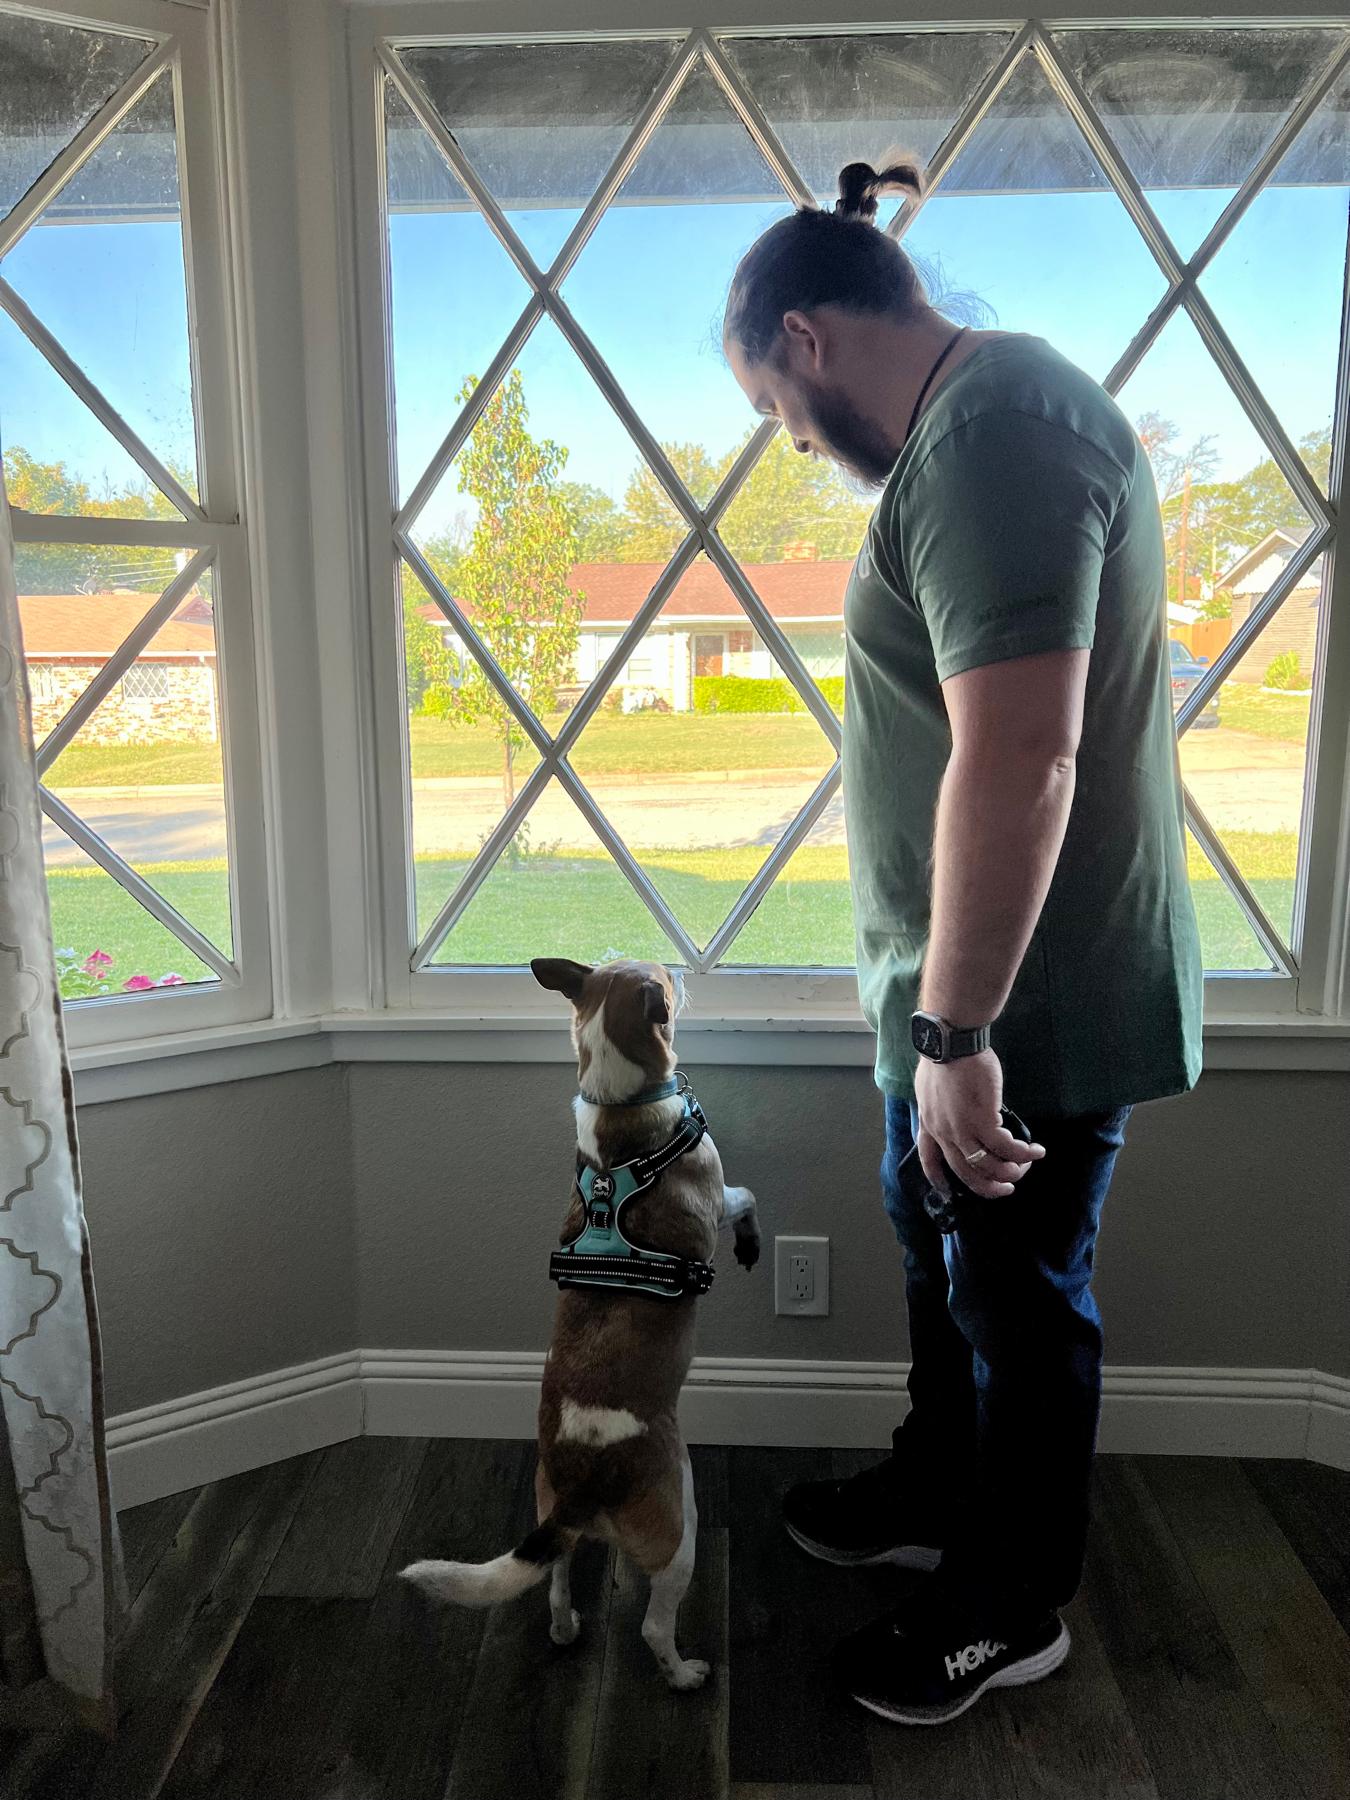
[68,1008,1350,1105]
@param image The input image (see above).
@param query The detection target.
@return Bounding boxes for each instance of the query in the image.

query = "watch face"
[912,1015,945,1060]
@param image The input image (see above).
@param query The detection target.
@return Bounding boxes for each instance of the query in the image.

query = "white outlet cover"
[774,1235,829,1317]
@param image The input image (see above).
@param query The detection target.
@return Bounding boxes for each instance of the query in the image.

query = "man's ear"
[531,958,593,1003]
[781,307,826,371]
[641,978,670,1025]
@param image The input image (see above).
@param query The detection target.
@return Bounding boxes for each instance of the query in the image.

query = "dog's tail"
[399,1495,594,1609]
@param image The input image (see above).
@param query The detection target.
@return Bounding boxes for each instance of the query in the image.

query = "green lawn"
[1211,684,1311,745]
[47,832,1298,999]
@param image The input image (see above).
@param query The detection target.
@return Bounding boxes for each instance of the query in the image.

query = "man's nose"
[793,437,810,455]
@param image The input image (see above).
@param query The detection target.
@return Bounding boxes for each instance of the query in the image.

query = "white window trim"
[6,0,274,1046]
[13,0,1350,1096]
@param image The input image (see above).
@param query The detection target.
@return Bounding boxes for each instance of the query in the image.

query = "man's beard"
[802,379,902,490]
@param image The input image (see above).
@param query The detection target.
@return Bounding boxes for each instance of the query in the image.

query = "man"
[723,158,1203,1726]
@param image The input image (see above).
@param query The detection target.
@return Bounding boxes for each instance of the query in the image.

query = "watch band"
[946,1022,991,1059]
[911,1011,993,1063]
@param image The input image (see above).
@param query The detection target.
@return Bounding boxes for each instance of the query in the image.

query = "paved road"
[42,729,1306,868]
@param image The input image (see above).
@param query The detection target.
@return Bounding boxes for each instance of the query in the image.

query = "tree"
[716,431,872,562]
[557,481,630,562]
[438,370,582,808]
[618,442,721,563]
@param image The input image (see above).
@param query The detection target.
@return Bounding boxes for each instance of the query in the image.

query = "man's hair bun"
[834,158,925,223]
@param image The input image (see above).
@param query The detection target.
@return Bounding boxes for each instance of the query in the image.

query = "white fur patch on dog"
[558,1399,647,1447]
[575,1000,644,1103]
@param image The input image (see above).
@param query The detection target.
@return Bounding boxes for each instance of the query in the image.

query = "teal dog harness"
[549,1080,715,1302]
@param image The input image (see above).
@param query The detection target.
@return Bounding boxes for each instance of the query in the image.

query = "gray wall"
[76,1060,1350,1418]
[78,1067,356,1416]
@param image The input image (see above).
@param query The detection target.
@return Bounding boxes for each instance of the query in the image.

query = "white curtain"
[0,467,116,1716]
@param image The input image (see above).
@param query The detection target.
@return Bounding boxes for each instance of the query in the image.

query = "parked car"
[1169,639,1220,727]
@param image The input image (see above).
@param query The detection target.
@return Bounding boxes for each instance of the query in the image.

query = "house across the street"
[1218,526,1325,686]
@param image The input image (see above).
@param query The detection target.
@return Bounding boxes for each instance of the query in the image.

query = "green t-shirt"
[843,334,1203,1117]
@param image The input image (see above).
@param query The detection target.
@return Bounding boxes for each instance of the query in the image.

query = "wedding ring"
[963,1148,988,1166]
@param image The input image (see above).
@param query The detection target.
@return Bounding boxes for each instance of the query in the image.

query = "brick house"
[20,591,219,743]
[434,554,850,712]
[1219,526,1324,687]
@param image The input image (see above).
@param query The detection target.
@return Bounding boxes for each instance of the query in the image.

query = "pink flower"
[122,974,155,992]
[158,973,186,987]
[83,950,113,974]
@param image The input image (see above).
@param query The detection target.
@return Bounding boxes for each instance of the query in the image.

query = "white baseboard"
[107,1350,1350,1508]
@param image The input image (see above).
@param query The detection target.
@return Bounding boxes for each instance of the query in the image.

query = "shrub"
[693,674,844,716]
[1264,650,1303,691]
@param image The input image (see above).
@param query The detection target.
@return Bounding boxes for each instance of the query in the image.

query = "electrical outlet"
[775,1236,829,1317]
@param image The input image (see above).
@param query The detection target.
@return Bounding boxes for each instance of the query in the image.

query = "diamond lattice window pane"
[900,50,1167,384]
[1198,63,1350,498]
[2,71,198,499]
[396,38,680,272]
[400,559,544,930]
[1185,828,1276,973]
[43,825,217,1000]
[716,432,874,564]
[721,806,852,968]
[565,555,837,952]
[37,565,233,958]
[427,780,680,967]
[0,305,185,517]
[384,79,534,505]
[1116,308,1319,627]
[0,12,151,222]
[561,56,796,506]
[1053,26,1347,259]
[717,30,1015,206]
[1177,554,1325,951]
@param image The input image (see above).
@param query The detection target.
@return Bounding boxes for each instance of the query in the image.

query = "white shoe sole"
[784,1519,943,1572]
[852,1619,1072,1726]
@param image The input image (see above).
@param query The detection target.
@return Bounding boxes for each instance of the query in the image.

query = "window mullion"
[0,277,204,522]
[702,532,843,751]
[1174,525,1333,732]
[39,789,238,985]
[395,295,544,538]
[0,38,175,262]
[551,760,704,967]
[34,548,215,775]
[543,29,703,292]
[1184,792,1296,977]
[1187,36,1350,287]
[1183,289,1335,526]
[379,43,543,290]
[886,22,1035,243]
[1031,25,1185,289]
[411,760,553,968]
[701,761,841,967]
[8,511,223,550]
[395,530,554,755]
[696,29,816,210]
[1104,284,1187,396]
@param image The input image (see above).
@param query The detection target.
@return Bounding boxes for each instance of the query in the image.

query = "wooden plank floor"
[2,1444,1347,1798]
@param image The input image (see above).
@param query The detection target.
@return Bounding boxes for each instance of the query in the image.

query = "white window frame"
[345,0,1350,1029]
[4,0,272,1046]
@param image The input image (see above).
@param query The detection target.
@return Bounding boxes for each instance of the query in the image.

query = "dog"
[400,957,760,1689]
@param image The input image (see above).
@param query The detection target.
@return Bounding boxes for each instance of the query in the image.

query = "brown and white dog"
[401,957,759,1689]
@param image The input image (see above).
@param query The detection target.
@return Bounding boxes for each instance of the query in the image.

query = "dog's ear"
[641,977,670,1025]
[531,958,593,1003]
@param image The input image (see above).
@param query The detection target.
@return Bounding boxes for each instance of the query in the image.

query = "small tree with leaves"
[441,370,583,809]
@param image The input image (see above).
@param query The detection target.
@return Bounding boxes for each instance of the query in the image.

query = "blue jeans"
[881,1097,1131,1619]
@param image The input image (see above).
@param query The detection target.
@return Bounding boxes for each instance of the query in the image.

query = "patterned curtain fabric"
[0,468,116,1718]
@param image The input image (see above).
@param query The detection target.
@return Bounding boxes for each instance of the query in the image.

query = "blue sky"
[1,179,1344,533]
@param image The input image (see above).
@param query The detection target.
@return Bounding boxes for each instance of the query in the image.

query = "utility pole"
[1176,464,1191,610]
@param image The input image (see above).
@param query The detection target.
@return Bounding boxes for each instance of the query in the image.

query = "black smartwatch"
[911,1011,992,1064]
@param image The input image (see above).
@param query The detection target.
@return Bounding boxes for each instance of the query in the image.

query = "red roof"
[568,560,849,625]
[18,592,216,660]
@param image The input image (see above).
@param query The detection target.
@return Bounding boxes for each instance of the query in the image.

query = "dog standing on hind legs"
[401,956,760,1689]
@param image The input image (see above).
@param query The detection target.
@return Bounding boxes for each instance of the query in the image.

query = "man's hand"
[914,1049,1045,1200]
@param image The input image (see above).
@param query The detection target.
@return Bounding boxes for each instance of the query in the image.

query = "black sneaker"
[831,1592,1070,1726]
[781,1457,944,1570]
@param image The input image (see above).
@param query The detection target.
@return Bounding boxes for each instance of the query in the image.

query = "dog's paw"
[666,1656,710,1691]
[734,1229,761,1270]
[550,1608,582,1647]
